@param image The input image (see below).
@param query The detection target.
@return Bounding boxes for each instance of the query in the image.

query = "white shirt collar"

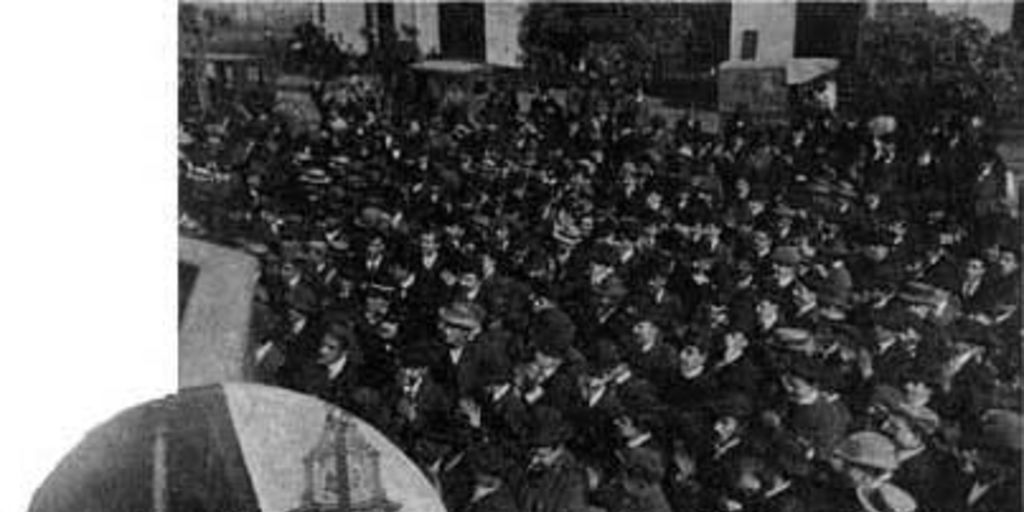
[449,346,465,365]
[326,353,348,380]
[627,432,653,449]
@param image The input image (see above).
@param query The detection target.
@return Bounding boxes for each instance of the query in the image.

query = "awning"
[410,59,491,75]
[30,384,447,512]
[719,58,840,85]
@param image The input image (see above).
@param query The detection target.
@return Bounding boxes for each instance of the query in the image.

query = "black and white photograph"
[15,1,1024,511]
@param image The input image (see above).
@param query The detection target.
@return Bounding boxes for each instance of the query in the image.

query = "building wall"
[927,0,1015,34]
[484,1,526,67]
[395,3,441,56]
[729,0,798,61]
[323,3,368,54]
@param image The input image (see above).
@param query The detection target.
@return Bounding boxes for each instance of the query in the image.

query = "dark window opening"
[741,30,758,60]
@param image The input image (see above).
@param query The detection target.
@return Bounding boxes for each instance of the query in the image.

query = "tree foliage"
[519,3,693,91]
[851,10,1024,124]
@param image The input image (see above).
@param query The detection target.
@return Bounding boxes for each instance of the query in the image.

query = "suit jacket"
[518,451,589,512]
[432,337,506,399]
[626,342,679,392]
[287,356,365,411]
[463,485,520,512]
[387,374,454,447]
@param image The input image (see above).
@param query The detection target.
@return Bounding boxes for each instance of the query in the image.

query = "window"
[741,30,758,60]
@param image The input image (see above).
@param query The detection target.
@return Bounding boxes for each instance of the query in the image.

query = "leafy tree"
[851,10,1024,125]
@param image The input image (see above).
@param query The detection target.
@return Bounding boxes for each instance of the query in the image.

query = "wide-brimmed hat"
[834,431,899,471]
[771,246,803,266]
[771,327,815,352]
[869,385,941,434]
[439,302,484,331]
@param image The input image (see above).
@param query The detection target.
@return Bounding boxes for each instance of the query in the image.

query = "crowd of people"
[179,74,1021,512]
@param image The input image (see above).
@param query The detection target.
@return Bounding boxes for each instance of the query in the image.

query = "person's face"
[679,346,707,374]
[646,191,663,211]
[866,194,881,210]
[881,415,922,450]
[398,367,427,389]
[749,200,766,216]
[735,178,750,198]
[965,258,985,280]
[998,252,1018,275]
[983,245,1001,264]
[614,415,642,440]
[713,416,739,442]
[440,321,472,347]
[781,374,816,402]
[420,232,439,254]
[634,320,660,345]
[757,300,778,324]
[317,334,345,365]
[648,275,668,292]
[903,381,933,408]
[535,351,562,373]
[753,232,771,253]
[460,272,481,291]
[725,331,748,354]
[794,285,817,309]
[774,264,796,283]
[368,238,385,256]
[839,462,877,489]
[579,216,595,236]
[280,261,300,282]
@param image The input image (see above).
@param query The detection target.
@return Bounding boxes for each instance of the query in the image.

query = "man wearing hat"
[578,275,635,349]
[625,318,678,392]
[387,342,454,451]
[589,442,673,512]
[519,406,589,512]
[767,358,851,463]
[462,444,520,512]
[959,409,1023,512]
[865,385,962,512]
[460,352,530,453]
[433,301,498,400]
[830,431,919,512]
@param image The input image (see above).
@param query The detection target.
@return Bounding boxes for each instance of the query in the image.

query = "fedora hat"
[439,302,484,331]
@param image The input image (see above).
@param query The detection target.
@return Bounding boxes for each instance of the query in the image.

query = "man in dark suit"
[432,302,499,400]
[624,318,678,392]
[286,320,371,414]
[518,407,589,512]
